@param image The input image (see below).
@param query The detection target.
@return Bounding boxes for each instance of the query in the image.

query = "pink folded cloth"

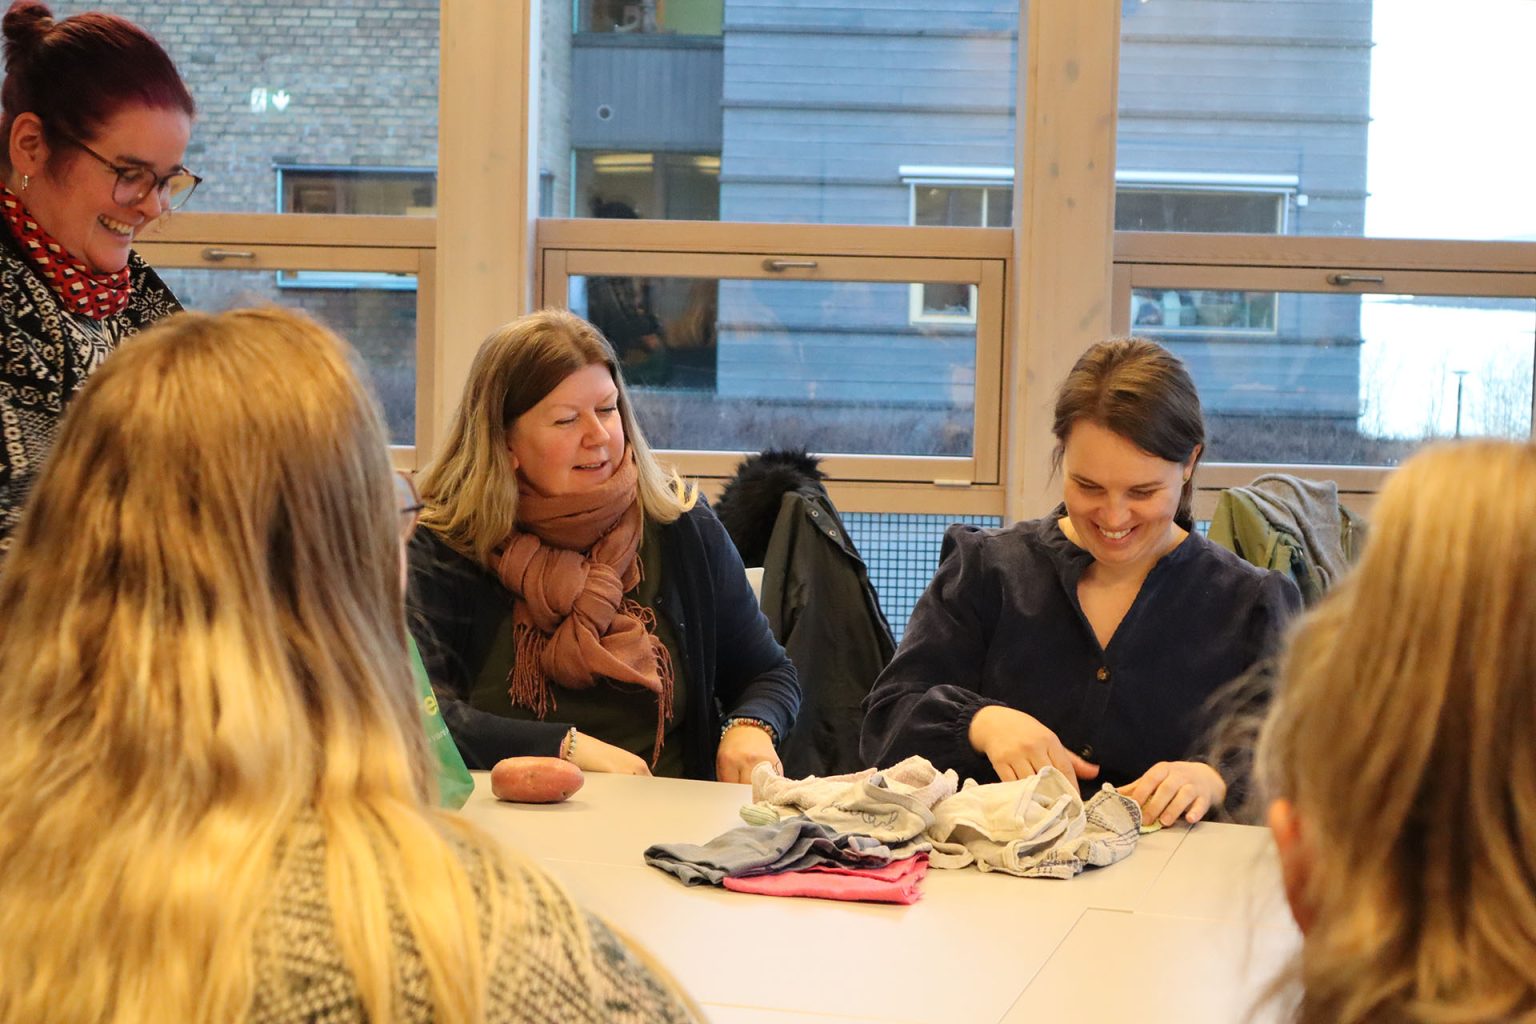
[722,854,929,905]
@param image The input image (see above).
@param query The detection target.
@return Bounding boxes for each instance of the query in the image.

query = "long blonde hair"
[419,307,696,564]
[1258,440,1536,1023]
[0,308,552,1023]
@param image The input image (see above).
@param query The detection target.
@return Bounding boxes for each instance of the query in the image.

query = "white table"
[460,772,1298,1024]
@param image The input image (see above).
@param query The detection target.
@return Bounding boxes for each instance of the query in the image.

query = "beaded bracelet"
[560,727,578,762]
[720,716,776,744]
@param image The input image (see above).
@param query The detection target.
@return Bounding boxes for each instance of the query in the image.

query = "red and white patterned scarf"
[1,186,132,319]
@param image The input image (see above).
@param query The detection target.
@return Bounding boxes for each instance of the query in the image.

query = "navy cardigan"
[860,509,1300,788]
[407,502,800,781]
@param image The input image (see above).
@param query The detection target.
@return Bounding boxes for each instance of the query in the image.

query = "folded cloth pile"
[644,816,901,887]
[722,853,929,904]
[643,758,1144,902]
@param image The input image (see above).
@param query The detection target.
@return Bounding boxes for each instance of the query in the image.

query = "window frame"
[901,167,1013,326]
[537,217,1009,508]
[135,212,437,467]
[272,165,435,291]
[1113,230,1536,515]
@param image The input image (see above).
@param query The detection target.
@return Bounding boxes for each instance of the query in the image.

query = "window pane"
[1118,0,1536,242]
[71,3,439,215]
[543,1,1019,225]
[918,282,976,320]
[984,187,1013,228]
[280,167,435,216]
[1115,191,1281,233]
[582,0,723,35]
[573,152,720,219]
[1153,289,1535,465]
[155,267,418,446]
[1132,288,1277,333]
[569,274,977,456]
[915,186,983,228]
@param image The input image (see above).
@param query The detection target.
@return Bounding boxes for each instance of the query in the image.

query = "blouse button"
[1079,744,1094,759]
[1095,666,1109,682]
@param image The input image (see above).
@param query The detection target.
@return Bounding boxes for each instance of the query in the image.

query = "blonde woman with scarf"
[409,308,799,782]
[0,307,701,1022]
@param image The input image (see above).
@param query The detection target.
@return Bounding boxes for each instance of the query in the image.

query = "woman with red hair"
[0,1,196,557]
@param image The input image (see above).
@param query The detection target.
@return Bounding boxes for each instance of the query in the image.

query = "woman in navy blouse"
[861,339,1300,826]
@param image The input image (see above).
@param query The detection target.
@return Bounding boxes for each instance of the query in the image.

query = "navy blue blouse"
[860,508,1301,788]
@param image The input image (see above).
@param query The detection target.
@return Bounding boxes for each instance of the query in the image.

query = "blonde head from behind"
[0,307,540,1024]
[1259,440,1536,1023]
[420,307,695,564]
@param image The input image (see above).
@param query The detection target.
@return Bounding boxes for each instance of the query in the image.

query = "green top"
[467,518,689,777]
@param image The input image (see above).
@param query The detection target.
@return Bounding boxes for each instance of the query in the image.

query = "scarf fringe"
[626,598,675,767]
[509,624,557,720]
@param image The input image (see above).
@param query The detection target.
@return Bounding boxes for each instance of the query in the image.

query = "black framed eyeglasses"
[61,133,202,211]
[394,470,424,542]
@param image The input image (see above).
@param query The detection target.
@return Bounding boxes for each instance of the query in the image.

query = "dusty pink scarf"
[490,453,673,762]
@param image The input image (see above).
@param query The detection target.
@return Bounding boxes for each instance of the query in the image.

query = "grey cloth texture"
[1244,473,1352,593]
[644,817,900,886]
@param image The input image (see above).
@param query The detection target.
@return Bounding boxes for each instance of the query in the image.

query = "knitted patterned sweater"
[0,235,181,559]
[249,818,697,1023]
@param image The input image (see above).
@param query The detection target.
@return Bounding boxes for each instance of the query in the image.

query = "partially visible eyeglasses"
[60,132,202,211]
[394,470,424,542]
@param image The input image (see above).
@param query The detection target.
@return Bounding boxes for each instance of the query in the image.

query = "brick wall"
[45,2,439,441]
[51,0,440,212]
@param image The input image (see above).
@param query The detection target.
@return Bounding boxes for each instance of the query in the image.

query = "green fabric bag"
[410,634,475,809]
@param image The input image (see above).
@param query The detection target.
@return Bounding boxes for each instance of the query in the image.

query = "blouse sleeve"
[1249,568,1303,661]
[859,525,1007,780]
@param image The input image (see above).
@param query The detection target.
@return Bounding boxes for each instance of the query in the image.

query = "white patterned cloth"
[743,755,959,842]
[926,768,1142,878]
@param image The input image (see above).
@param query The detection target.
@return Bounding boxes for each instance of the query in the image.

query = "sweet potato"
[490,756,584,803]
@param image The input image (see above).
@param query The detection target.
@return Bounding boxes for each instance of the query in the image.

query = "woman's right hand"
[968,705,1099,783]
[566,731,652,776]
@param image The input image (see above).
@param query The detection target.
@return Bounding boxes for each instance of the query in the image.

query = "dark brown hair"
[1051,337,1206,529]
[1,1,195,176]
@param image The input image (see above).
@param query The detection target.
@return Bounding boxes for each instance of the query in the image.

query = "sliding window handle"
[762,258,818,272]
[1326,273,1385,286]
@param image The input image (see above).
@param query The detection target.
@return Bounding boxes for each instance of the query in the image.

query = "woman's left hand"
[715,724,781,784]
[1118,760,1226,827]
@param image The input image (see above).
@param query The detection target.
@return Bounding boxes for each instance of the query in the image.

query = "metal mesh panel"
[843,512,1004,645]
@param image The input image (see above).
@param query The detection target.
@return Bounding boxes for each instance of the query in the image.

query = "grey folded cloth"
[644,816,902,886]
